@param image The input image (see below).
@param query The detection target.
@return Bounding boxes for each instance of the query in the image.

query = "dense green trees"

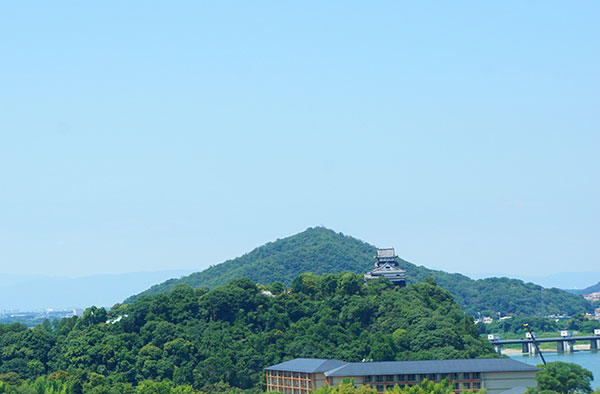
[0,274,496,392]
[0,377,489,394]
[127,227,592,317]
[312,379,480,394]
[0,375,208,394]
[529,362,594,394]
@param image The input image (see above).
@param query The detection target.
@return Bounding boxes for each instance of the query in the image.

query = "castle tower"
[364,248,407,287]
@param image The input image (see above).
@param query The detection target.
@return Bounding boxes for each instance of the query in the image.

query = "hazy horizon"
[1,2,598,279]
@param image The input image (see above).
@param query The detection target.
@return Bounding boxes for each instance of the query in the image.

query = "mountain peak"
[125,228,591,317]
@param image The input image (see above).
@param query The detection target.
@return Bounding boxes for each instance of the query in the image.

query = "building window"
[454,383,460,390]
[463,372,470,379]
[407,374,416,382]
[396,374,405,382]
[364,376,373,383]
[472,372,481,379]
[464,382,471,389]
[376,375,384,382]
[376,385,384,392]
[451,373,460,380]
[473,382,481,389]
[385,375,394,382]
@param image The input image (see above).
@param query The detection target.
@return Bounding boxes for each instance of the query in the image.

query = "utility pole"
[524,323,546,366]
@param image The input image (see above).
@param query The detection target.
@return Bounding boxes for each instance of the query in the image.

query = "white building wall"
[314,373,327,389]
[483,371,537,394]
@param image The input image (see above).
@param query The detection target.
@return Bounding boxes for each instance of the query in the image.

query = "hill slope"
[126,227,592,316]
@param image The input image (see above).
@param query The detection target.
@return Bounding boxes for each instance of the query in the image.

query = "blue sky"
[1,2,598,278]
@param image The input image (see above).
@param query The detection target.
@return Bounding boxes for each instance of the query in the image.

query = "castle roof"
[376,248,397,259]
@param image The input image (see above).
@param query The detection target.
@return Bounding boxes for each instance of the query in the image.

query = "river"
[509,351,600,388]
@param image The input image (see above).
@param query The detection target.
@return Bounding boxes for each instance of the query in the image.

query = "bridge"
[490,335,600,354]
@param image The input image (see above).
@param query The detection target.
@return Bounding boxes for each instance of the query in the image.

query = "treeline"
[128,227,592,317]
[0,377,475,394]
[0,273,495,392]
[313,379,473,394]
[0,374,213,394]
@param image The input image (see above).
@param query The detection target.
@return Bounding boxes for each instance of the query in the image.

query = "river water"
[509,351,600,388]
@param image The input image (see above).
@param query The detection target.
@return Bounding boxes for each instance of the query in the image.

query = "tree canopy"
[0,273,496,392]
[533,362,594,394]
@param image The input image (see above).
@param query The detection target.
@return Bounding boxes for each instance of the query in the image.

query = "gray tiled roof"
[370,264,406,274]
[376,248,396,258]
[265,358,346,373]
[324,358,539,377]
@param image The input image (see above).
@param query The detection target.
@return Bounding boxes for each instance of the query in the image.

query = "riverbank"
[509,350,600,389]
[502,344,591,355]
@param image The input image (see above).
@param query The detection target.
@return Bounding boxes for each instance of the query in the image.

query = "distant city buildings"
[364,248,407,287]
[473,317,494,324]
[583,292,600,302]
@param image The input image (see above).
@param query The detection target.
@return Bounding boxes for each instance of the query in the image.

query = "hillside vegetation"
[0,273,495,393]
[127,227,591,317]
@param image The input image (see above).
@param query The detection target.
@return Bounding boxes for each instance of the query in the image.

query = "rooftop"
[376,248,397,259]
[325,358,539,376]
[265,358,540,376]
[369,264,406,274]
[265,358,346,373]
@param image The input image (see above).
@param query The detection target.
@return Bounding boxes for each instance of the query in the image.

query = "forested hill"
[126,227,376,301]
[126,227,591,316]
[0,274,495,392]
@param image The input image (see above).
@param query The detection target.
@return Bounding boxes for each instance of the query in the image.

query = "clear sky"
[1,2,598,278]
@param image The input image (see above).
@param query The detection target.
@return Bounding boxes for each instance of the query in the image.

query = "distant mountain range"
[468,272,600,291]
[126,227,592,316]
[566,281,600,295]
[0,270,193,311]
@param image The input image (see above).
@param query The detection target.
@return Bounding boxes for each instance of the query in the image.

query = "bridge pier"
[528,342,538,354]
[494,345,503,355]
[565,341,574,353]
[522,343,529,353]
[590,339,598,350]
[557,341,564,352]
